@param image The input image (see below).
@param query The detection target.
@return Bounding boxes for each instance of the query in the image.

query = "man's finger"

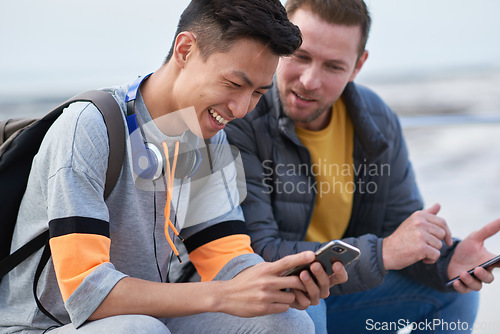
[452,280,471,294]
[274,251,315,275]
[299,269,320,304]
[472,218,500,242]
[474,267,494,284]
[290,289,312,310]
[422,203,441,215]
[330,262,348,286]
[422,246,441,264]
[458,272,483,291]
[424,208,453,246]
[425,233,445,251]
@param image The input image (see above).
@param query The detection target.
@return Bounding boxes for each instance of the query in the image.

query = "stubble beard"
[281,98,330,124]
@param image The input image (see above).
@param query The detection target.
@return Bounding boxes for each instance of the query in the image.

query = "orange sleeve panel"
[189,234,253,281]
[48,216,111,301]
[49,233,111,301]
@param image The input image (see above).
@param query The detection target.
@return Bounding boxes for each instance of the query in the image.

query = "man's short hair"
[285,0,371,57]
[165,0,302,62]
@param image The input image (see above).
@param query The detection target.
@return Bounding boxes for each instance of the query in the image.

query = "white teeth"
[295,92,313,101]
[209,108,228,125]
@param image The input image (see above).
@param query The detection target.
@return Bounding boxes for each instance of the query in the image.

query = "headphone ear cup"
[143,143,164,180]
[132,142,163,180]
[190,148,203,177]
[127,114,163,180]
[171,142,202,179]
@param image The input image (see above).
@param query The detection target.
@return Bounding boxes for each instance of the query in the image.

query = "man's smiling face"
[174,37,278,139]
[276,8,366,131]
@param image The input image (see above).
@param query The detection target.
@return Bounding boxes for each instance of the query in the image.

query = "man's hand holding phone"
[446,218,500,293]
[283,240,359,305]
[225,250,347,315]
[292,260,347,307]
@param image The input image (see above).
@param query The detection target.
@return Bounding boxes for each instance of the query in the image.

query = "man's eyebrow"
[297,48,348,68]
[234,70,273,90]
[260,82,274,90]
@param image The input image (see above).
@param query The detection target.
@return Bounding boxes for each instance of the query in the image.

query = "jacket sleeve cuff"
[398,239,459,292]
[330,234,386,295]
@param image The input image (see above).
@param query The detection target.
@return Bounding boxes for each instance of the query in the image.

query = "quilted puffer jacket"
[226,82,458,294]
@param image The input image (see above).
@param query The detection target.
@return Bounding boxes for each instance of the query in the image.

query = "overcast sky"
[1,0,499,98]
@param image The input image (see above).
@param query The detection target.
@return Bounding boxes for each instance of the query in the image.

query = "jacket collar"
[268,81,389,160]
[343,82,389,160]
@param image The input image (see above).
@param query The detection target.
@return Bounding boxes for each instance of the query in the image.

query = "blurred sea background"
[1,1,499,332]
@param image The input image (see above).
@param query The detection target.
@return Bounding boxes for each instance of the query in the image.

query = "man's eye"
[293,54,309,62]
[327,64,344,71]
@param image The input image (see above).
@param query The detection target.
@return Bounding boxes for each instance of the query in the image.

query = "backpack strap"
[34,91,125,325]
[0,231,49,278]
[58,90,125,198]
[33,237,63,326]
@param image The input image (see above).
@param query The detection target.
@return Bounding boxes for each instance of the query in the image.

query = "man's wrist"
[382,237,393,271]
[205,281,227,313]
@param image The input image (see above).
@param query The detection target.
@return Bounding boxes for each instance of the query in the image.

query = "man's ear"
[349,50,368,82]
[173,32,197,69]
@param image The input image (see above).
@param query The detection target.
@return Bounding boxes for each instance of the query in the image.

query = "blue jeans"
[307,271,479,334]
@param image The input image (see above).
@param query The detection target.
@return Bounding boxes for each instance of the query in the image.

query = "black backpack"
[0,90,125,287]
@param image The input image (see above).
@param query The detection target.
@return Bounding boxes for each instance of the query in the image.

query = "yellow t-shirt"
[295,98,354,242]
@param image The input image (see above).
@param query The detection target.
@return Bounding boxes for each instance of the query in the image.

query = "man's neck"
[294,108,333,132]
[139,65,188,136]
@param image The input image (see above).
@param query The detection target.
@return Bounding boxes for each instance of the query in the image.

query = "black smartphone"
[283,240,361,277]
[446,254,500,287]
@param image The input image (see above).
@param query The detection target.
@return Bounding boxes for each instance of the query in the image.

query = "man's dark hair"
[165,0,302,62]
[285,0,371,57]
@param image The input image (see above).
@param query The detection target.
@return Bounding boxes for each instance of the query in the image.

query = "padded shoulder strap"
[58,90,125,198]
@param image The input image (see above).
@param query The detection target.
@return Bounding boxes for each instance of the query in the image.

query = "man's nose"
[228,92,253,119]
[300,64,321,91]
